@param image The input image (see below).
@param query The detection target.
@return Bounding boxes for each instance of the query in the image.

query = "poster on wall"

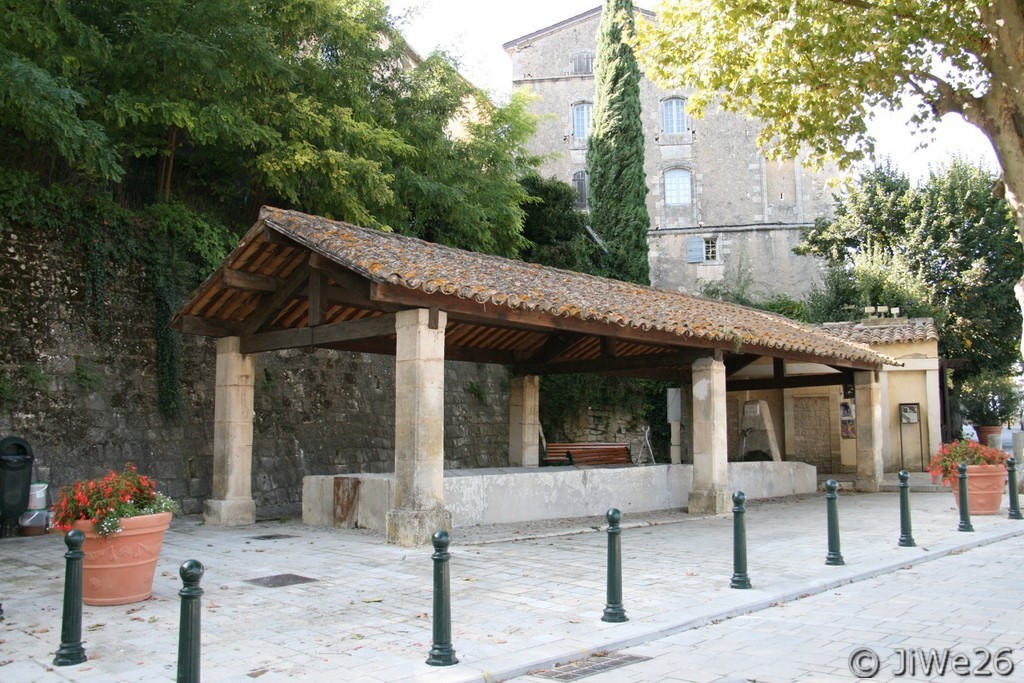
[840,400,857,439]
[900,403,920,424]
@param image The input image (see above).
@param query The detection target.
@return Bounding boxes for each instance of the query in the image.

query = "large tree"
[0,0,538,257]
[635,0,1024,355]
[799,159,1022,378]
[587,0,650,284]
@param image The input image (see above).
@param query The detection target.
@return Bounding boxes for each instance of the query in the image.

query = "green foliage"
[587,0,650,284]
[634,1,1002,171]
[72,363,102,391]
[959,372,1024,427]
[0,1,121,180]
[260,368,275,393]
[799,160,1021,378]
[0,372,12,404]
[463,380,487,405]
[518,173,597,272]
[388,68,538,257]
[20,363,49,391]
[1,1,537,256]
[139,203,233,418]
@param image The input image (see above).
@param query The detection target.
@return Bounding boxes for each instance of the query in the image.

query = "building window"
[687,236,719,263]
[664,168,693,205]
[704,237,718,262]
[572,102,592,140]
[662,98,689,134]
[570,52,594,75]
[572,171,588,210]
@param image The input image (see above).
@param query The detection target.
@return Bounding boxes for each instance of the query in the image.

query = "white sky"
[387,0,999,183]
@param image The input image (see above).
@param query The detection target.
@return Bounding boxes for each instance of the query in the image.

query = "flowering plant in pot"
[929,440,1007,485]
[929,440,1008,515]
[52,463,178,536]
[52,463,178,605]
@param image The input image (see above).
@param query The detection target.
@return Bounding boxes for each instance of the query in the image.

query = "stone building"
[503,6,836,297]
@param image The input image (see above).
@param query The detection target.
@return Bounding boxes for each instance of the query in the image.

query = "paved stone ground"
[1,490,1022,682]
[512,536,1024,682]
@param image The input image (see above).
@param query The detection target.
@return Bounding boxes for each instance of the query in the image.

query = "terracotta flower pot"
[72,511,172,606]
[949,464,1007,516]
[974,425,1004,447]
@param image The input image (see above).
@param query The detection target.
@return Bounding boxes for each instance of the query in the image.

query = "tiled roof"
[260,208,888,367]
[820,318,939,346]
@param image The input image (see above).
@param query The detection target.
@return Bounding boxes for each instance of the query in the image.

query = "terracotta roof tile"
[820,318,939,345]
[260,207,889,367]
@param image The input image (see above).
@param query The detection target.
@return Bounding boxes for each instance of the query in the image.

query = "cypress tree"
[586,0,650,285]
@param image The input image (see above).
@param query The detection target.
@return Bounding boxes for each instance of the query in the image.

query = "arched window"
[570,52,595,75]
[664,168,693,205]
[572,102,592,140]
[572,171,588,210]
[662,98,689,134]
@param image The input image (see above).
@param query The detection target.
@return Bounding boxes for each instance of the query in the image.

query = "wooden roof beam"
[725,353,762,377]
[239,313,396,354]
[513,349,709,377]
[727,371,853,392]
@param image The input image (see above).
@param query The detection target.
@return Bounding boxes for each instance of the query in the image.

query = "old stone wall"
[0,223,510,519]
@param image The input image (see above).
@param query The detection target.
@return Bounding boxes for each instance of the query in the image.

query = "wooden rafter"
[727,371,853,392]
[239,263,311,336]
[240,314,396,354]
[513,349,709,377]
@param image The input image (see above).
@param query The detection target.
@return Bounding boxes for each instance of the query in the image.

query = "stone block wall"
[0,223,510,519]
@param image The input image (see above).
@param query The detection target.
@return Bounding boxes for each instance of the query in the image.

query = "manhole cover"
[244,573,317,588]
[247,534,298,540]
[532,652,651,681]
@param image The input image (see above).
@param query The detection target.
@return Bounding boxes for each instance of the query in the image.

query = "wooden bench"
[542,442,633,466]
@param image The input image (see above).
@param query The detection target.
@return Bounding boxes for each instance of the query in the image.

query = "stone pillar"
[667,387,682,464]
[854,370,884,492]
[670,421,682,464]
[925,367,943,460]
[387,308,450,546]
[205,337,256,526]
[509,375,540,467]
[689,356,729,514]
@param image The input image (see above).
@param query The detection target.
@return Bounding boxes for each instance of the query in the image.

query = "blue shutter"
[687,237,704,263]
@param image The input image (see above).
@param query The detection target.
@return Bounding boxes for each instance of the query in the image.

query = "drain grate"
[531,652,651,681]
[244,573,317,588]
[247,533,298,540]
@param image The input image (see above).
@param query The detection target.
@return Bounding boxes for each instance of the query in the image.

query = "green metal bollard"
[824,480,845,566]
[897,470,916,547]
[730,491,751,589]
[957,463,975,532]
[602,508,628,623]
[53,530,87,667]
[426,530,458,666]
[1008,458,1022,520]
[177,560,205,683]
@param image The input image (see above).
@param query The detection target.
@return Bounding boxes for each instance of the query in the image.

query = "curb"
[442,523,1024,683]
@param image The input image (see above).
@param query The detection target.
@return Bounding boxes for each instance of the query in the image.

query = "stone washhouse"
[173,207,892,546]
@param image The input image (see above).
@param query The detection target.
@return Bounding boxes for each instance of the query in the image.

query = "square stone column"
[387,308,451,546]
[509,375,540,467]
[925,367,943,459]
[854,370,884,491]
[689,356,730,514]
[205,336,257,526]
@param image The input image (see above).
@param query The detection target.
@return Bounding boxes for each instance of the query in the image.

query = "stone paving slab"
[1,491,1022,682]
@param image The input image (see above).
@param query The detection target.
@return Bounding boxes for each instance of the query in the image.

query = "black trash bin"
[0,437,34,538]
